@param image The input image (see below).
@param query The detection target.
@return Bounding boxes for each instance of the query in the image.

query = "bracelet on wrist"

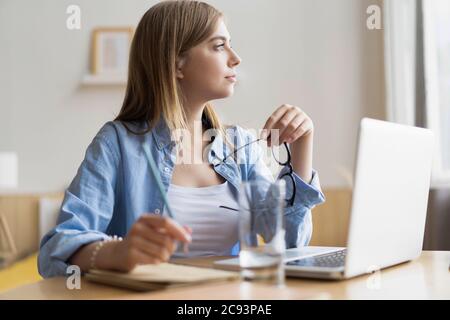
[89,235,123,270]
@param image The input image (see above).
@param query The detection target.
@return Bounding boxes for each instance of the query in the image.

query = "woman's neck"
[183,101,207,133]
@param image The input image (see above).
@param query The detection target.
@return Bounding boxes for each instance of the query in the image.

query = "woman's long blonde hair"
[116,0,226,138]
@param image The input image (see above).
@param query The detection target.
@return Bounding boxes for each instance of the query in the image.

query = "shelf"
[81,74,127,86]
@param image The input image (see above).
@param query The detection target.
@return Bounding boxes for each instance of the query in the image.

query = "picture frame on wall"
[91,27,134,76]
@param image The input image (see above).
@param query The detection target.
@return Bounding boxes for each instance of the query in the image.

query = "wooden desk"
[1,251,449,300]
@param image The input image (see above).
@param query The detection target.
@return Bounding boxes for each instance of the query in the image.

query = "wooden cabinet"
[0,193,62,264]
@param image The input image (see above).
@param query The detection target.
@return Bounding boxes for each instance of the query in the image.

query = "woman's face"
[177,19,242,103]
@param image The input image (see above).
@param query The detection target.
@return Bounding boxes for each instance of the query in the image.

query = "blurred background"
[0,0,449,291]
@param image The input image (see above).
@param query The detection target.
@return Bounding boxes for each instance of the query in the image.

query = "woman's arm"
[38,127,120,278]
[261,104,315,184]
[69,215,192,273]
[290,131,313,184]
[69,241,117,271]
[38,123,192,277]
[257,105,324,247]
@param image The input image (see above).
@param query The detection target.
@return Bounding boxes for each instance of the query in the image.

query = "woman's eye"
[215,43,234,51]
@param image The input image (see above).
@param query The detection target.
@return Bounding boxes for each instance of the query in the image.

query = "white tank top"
[163,181,239,258]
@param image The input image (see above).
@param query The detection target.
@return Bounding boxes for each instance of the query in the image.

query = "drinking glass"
[238,180,286,286]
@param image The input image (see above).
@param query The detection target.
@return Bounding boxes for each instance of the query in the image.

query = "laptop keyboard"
[286,249,347,268]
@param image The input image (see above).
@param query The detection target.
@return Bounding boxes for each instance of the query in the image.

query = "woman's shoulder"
[95,120,149,142]
[96,120,145,137]
[88,121,151,156]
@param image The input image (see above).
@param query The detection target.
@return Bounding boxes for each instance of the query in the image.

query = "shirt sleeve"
[243,129,326,249]
[278,166,326,248]
[38,126,119,278]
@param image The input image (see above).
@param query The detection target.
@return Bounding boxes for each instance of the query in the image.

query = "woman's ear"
[176,56,187,79]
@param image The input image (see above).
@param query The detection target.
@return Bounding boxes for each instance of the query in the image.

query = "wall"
[0,0,385,193]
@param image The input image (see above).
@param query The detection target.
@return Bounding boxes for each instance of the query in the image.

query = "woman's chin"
[221,86,235,98]
[207,86,235,101]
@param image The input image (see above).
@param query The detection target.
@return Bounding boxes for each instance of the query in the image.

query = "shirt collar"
[151,117,174,150]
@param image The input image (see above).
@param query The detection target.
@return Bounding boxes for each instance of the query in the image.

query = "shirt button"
[158,143,163,148]
[164,167,170,173]
[155,209,160,214]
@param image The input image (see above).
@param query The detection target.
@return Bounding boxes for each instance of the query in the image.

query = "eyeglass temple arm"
[217,138,263,164]
[219,205,238,212]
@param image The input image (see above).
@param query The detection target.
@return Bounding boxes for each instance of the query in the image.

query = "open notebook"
[85,263,239,292]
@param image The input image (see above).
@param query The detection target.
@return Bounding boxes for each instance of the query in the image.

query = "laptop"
[214,118,434,280]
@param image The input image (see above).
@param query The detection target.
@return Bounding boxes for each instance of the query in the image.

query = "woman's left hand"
[261,104,314,146]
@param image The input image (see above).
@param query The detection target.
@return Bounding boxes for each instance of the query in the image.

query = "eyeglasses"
[214,139,296,207]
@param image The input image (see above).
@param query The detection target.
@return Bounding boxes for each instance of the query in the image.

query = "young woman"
[38,0,325,278]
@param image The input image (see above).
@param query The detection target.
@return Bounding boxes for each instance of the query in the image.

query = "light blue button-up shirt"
[38,119,325,278]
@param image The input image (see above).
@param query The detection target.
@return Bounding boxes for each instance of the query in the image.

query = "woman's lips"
[225,76,237,83]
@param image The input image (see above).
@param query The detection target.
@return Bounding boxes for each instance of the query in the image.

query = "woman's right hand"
[112,214,192,272]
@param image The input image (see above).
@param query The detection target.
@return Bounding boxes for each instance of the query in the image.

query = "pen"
[142,145,189,254]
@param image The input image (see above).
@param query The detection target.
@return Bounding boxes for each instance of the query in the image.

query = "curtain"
[385,0,450,250]
[384,0,424,126]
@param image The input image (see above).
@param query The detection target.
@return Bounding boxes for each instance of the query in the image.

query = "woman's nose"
[229,49,242,67]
